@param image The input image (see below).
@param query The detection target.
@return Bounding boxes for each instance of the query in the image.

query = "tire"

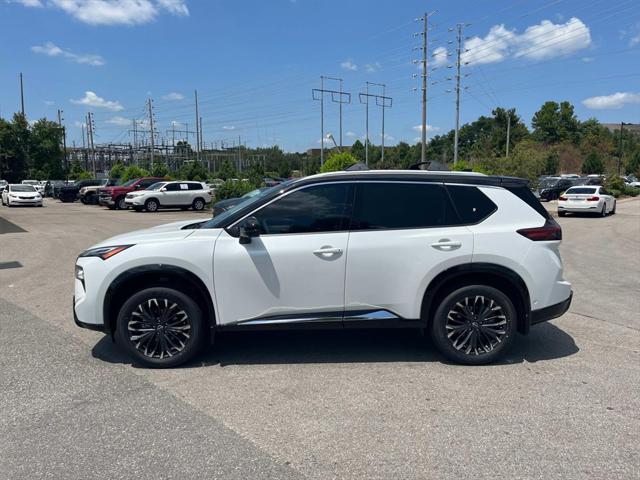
[86,194,97,205]
[115,287,205,368]
[558,211,566,217]
[145,198,159,212]
[192,198,205,211]
[116,196,128,210]
[610,201,616,215]
[430,285,517,365]
[600,203,606,217]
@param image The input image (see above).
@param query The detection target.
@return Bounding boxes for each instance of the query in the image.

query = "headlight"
[78,245,134,260]
[75,265,85,281]
[10,194,17,198]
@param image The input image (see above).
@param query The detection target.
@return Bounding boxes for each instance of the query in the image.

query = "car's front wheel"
[145,198,159,212]
[430,285,516,365]
[116,196,128,210]
[115,287,205,368]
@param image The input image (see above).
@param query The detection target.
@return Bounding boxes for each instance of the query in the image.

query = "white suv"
[125,181,212,212]
[74,171,572,367]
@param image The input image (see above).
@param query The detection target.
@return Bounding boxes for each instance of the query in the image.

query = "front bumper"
[531,291,572,325]
[99,195,115,206]
[8,198,42,206]
[124,196,145,206]
[73,297,106,332]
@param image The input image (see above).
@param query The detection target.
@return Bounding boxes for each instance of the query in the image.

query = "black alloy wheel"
[430,285,516,365]
[145,199,159,212]
[115,287,205,367]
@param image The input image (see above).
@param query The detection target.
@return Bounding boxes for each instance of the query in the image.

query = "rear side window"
[504,185,549,219]
[446,185,497,224]
[188,182,203,190]
[351,183,454,230]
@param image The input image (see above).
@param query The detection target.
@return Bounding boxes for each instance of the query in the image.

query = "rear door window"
[188,182,203,190]
[446,185,498,224]
[351,182,456,230]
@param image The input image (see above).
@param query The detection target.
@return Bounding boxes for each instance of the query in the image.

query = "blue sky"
[1,0,639,152]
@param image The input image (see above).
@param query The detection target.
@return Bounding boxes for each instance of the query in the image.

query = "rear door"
[343,182,474,323]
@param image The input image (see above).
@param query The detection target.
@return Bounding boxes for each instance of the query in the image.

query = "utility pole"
[416,13,429,164]
[148,98,155,171]
[57,109,68,181]
[312,77,351,166]
[81,123,87,170]
[365,81,369,164]
[19,72,25,117]
[452,23,470,165]
[618,122,631,175]
[87,112,96,177]
[506,114,511,158]
[194,90,200,162]
[359,86,392,166]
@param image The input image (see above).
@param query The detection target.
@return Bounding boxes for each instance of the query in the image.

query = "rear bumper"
[531,291,572,325]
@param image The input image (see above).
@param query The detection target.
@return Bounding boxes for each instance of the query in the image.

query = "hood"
[89,218,212,249]
[12,191,40,197]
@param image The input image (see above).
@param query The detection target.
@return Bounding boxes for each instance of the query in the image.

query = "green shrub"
[121,165,150,182]
[624,186,639,197]
[320,152,357,173]
[214,180,255,201]
[609,188,622,198]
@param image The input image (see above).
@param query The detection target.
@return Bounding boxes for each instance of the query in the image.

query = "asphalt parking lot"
[1,198,639,480]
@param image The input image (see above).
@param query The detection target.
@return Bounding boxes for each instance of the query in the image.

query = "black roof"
[291,171,529,188]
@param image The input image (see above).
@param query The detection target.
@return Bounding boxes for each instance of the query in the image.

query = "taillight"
[558,195,567,201]
[587,196,599,201]
[517,219,562,241]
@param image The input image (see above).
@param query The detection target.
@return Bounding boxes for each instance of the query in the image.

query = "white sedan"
[1,184,44,207]
[557,185,615,217]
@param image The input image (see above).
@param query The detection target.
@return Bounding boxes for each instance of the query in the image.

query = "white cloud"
[431,46,449,67]
[514,17,591,60]
[413,124,440,133]
[364,62,381,73]
[460,17,591,66]
[106,115,130,126]
[14,0,188,26]
[9,0,43,6]
[161,92,184,101]
[582,92,640,110]
[31,41,105,66]
[581,56,595,63]
[74,120,86,128]
[44,100,55,105]
[222,125,236,131]
[379,133,394,141]
[71,91,123,111]
[340,59,357,71]
[463,24,516,65]
[345,131,356,138]
[631,34,640,46]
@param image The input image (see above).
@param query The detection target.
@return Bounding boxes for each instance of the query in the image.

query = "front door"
[213,183,353,326]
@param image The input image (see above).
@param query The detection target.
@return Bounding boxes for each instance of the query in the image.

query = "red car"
[98,177,165,210]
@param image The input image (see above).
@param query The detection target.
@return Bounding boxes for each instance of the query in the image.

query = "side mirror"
[239,216,261,244]
[160,187,167,192]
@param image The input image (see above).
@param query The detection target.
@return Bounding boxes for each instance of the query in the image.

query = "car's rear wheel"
[611,201,616,215]
[430,285,516,365]
[600,203,606,217]
[115,287,205,368]
[558,210,566,217]
[145,198,159,212]
[192,198,205,211]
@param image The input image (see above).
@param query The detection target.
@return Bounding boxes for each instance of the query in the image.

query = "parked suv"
[58,179,104,203]
[536,177,574,201]
[125,181,212,212]
[98,177,165,210]
[74,171,572,367]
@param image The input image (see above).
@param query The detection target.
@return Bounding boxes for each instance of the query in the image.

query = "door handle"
[431,239,462,251]
[313,247,343,256]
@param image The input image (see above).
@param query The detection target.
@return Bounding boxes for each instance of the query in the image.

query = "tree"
[581,151,604,175]
[29,119,64,179]
[350,140,365,162]
[532,101,579,144]
[215,160,236,180]
[151,162,170,178]
[626,150,640,177]
[121,165,149,182]
[501,139,546,182]
[320,152,357,173]
[179,161,208,181]
[214,179,255,201]
[109,161,126,179]
[69,160,92,180]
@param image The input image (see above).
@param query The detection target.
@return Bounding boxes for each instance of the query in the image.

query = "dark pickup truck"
[58,179,104,203]
[99,177,165,210]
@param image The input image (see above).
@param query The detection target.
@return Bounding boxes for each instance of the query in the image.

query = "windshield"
[540,178,559,188]
[121,178,139,187]
[147,182,167,191]
[12,185,36,192]
[205,181,295,228]
[22,180,38,185]
[241,188,265,199]
[566,187,597,195]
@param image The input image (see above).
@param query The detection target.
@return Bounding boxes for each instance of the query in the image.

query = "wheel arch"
[103,264,216,341]
[421,263,532,334]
